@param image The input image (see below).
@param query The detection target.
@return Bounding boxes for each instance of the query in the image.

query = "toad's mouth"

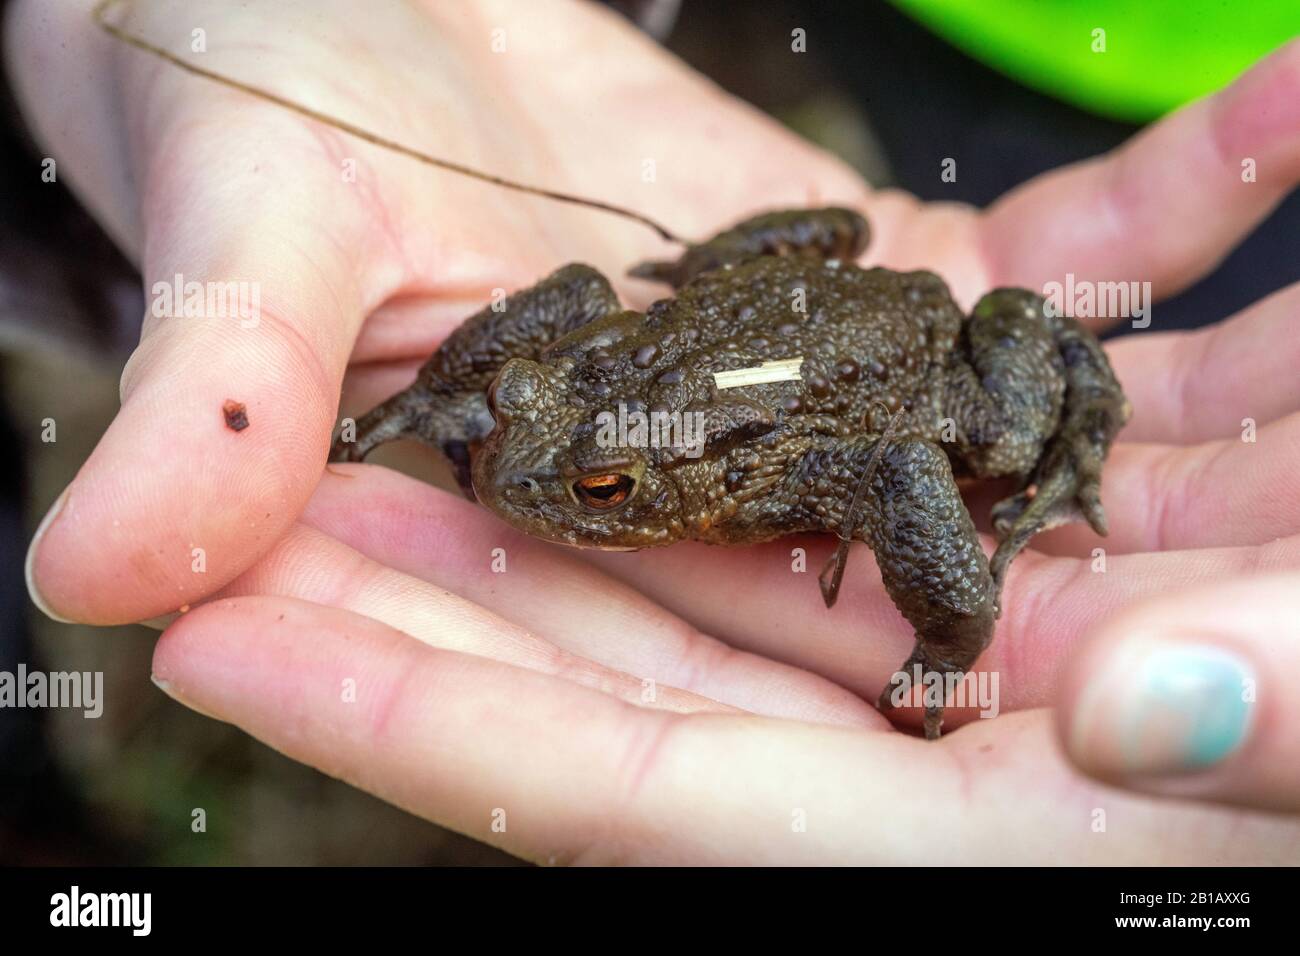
[472,487,640,551]
[523,506,642,551]
[508,520,644,553]
[552,540,640,552]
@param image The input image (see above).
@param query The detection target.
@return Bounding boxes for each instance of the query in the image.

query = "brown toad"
[331,208,1130,737]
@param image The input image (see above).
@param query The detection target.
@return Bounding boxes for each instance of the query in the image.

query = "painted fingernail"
[25,486,73,623]
[1070,644,1255,775]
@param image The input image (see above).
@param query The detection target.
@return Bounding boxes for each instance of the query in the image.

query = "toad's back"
[559,256,967,439]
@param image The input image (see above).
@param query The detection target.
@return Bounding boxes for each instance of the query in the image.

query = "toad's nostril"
[493,468,540,495]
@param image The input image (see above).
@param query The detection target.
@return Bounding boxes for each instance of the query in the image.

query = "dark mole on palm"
[331,208,1130,738]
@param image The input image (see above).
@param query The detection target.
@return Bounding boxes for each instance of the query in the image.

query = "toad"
[331,208,1130,738]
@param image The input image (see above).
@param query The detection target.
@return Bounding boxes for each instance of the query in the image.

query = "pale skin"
[11,0,1300,862]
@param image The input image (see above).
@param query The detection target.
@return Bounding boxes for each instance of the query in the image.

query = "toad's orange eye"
[573,474,636,510]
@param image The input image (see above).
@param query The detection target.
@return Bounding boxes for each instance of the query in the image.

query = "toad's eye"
[572,473,636,510]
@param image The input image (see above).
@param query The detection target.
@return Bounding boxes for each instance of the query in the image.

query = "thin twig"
[838,402,906,544]
[92,0,687,244]
[818,403,907,605]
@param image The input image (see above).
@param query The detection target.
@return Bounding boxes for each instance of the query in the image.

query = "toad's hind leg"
[330,264,620,494]
[947,289,1130,606]
[796,436,996,739]
[628,207,869,288]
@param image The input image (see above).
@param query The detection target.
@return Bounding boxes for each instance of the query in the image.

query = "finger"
[152,600,1300,863]
[212,524,736,717]
[26,94,390,625]
[584,530,1300,726]
[979,39,1300,314]
[1058,572,1300,814]
[299,466,881,727]
[1104,283,1300,444]
[213,521,743,717]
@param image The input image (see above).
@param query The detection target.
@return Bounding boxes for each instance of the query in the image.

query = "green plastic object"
[889,0,1300,121]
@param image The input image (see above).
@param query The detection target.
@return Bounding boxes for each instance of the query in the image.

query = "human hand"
[15,0,1300,858]
[168,253,1297,862]
[156,210,1300,863]
[14,0,871,623]
[147,456,1299,863]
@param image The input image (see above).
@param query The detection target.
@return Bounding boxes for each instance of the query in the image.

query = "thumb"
[1056,571,1300,814]
[26,96,384,624]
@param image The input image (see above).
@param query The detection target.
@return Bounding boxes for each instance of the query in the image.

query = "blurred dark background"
[2,0,1296,864]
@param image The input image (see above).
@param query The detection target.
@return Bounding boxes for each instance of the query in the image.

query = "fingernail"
[151,674,223,722]
[1070,644,1255,775]
[25,486,73,623]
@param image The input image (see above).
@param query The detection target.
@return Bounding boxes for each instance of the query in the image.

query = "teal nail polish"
[1128,646,1253,771]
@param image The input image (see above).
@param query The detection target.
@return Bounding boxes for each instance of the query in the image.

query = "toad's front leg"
[792,436,996,739]
[329,264,620,494]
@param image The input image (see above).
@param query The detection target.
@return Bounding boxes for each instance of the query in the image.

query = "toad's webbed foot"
[330,386,486,496]
[947,288,1130,610]
[875,645,965,741]
[988,395,1121,590]
[794,435,996,739]
[975,291,1131,599]
[628,207,869,289]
